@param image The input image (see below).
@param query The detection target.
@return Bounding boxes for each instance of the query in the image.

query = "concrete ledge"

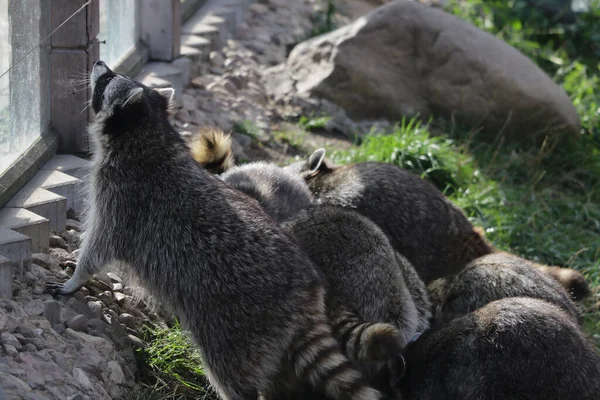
[0,208,49,253]
[0,228,31,265]
[27,170,84,214]
[41,154,90,181]
[5,185,66,232]
[0,254,12,299]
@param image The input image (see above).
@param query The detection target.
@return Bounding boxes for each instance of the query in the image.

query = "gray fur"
[220,161,313,223]
[401,297,600,400]
[284,149,493,283]
[46,61,380,400]
[427,252,582,327]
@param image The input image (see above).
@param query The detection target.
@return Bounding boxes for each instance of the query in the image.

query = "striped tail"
[533,265,591,301]
[291,321,382,400]
[188,126,234,174]
[329,300,404,368]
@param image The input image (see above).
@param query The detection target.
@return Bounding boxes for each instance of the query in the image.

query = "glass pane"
[98,0,140,68]
[0,0,43,175]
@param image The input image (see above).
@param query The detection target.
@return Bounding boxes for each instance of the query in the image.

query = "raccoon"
[45,61,381,400]
[474,227,591,301]
[187,126,234,174]
[219,162,430,389]
[426,252,582,327]
[401,297,600,400]
[284,149,493,283]
[220,161,314,223]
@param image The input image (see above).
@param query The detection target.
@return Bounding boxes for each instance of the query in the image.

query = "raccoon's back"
[314,163,491,282]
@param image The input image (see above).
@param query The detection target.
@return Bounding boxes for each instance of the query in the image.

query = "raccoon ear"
[154,88,177,115]
[154,87,175,103]
[122,87,144,108]
[306,148,326,177]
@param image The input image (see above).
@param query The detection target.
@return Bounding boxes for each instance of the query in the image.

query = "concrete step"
[5,184,66,232]
[182,21,225,51]
[135,62,184,107]
[0,228,31,265]
[27,169,84,214]
[181,34,213,54]
[0,208,48,253]
[41,154,90,181]
[0,254,13,299]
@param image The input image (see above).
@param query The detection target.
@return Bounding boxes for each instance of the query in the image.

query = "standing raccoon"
[427,252,582,327]
[283,149,492,283]
[46,61,381,400]
[219,162,431,391]
[401,297,600,400]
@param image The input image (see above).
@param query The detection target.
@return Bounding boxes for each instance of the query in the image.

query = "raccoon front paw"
[45,281,79,297]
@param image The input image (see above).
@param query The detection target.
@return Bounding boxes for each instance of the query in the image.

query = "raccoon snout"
[91,60,111,87]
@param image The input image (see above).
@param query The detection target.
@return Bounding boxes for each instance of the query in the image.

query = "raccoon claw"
[45,282,77,297]
[388,354,407,387]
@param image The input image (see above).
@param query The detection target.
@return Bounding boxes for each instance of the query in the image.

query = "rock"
[72,367,94,391]
[3,344,18,357]
[26,368,46,390]
[49,234,68,250]
[67,394,90,400]
[106,272,122,283]
[62,230,81,247]
[22,344,37,352]
[1,332,22,350]
[43,300,61,325]
[127,335,145,349]
[108,360,124,384]
[49,248,75,264]
[87,318,107,334]
[66,298,94,319]
[210,51,225,68]
[31,253,58,270]
[113,292,127,305]
[98,291,113,305]
[281,0,580,141]
[118,313,135,329]
[16,325,36,338]
[87,301,104,319]
[64,328,109,349]
[66,219,81,231]
[67,315,89,332]
[0,372,32,393]
[112,283,123,292]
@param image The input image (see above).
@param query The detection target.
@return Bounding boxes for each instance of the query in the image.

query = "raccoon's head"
[284,148,333,181]
[221,162,313,223]
[90,60,176,127]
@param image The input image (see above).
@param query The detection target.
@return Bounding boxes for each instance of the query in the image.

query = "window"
[0,0,47,175]
[98,0,141,68]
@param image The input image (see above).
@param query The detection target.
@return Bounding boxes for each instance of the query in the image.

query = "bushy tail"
[291,320,382,400]
[533,265,591,301]
[328,300,404,369]
[188,126,234,174]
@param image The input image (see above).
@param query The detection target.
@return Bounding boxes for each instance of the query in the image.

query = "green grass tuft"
[135,321,216,399]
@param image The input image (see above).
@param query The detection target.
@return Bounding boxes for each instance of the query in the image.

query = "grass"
[135,320,217,399]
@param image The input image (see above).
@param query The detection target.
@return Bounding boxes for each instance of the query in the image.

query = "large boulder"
[275,0,580,141]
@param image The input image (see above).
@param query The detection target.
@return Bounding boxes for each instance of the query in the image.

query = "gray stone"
[64,329,110,349]
[97,291,113,305]
[118,313,135,329]
[31,253,57,270]
[113,292,127,305]
[22,344,37,352]
[127,335,145,349]
[66,219,81,231]
[67,315,89,332]
[0,372,32,393]
[25,369,46,390]
[3,344,18,357]
[86,301,103,319]
[43,300,61,324]
[108,360,124,384]
[106,272,122,283]
[112,283,123,292]
[72,367,94,391]
[1,332,22,350]
[67,394,90,400]
[87,318,106,334]
[67,298,94,319]
[49,234,68,250]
